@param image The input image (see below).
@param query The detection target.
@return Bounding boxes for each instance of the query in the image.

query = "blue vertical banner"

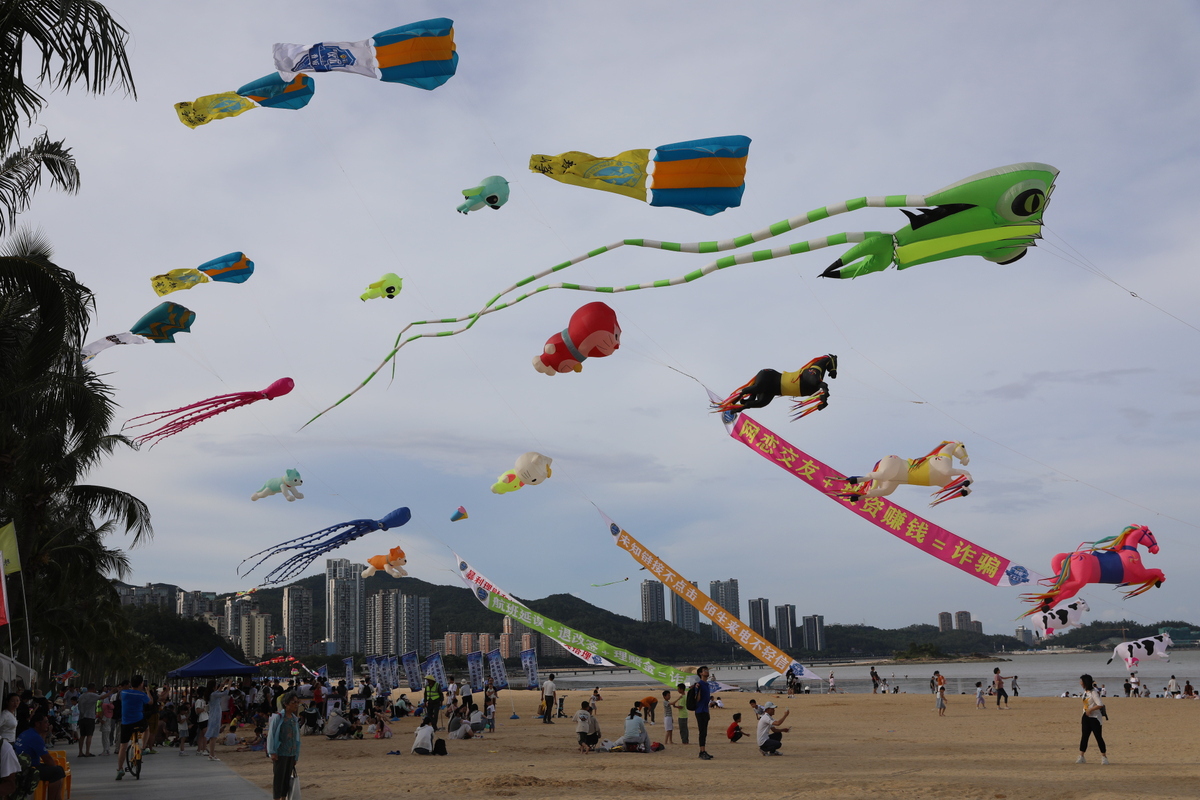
[316,664,328,679]
[389,655,400,689]
[520,648,539,690]
[420,652,448,689]
[486,649,509,690]
[343,657,354,690]
[366,656,378,687]
[466,651,486,693]
[400,651,422,691]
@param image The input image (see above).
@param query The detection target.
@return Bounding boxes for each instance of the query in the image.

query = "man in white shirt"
[756,702,790,756]
[541,675,557,724]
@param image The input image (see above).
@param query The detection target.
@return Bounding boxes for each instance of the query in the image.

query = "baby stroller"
[49,716,77,745]
[299,706,322,735]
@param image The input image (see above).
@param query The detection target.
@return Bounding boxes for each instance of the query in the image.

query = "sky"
[21,1,1200,637]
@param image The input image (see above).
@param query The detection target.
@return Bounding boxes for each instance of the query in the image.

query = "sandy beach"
[222,688,1200,800]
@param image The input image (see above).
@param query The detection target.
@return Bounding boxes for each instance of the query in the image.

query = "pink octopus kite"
[123,377,294,446]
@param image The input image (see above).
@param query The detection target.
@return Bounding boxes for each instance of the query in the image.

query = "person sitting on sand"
[324,709,352,739]
[468,704,485,738]
[374,715,393,739]
[616,708,650,752]
[237,726,266,752]
[411,721,446,756]
[727,713,745,743]
[447,707,473,740]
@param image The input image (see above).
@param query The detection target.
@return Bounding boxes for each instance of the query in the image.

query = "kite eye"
[486,195,500,206]
[996,179,1049,222]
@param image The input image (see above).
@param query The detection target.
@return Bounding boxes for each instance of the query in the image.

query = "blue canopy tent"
[167,648,259,679]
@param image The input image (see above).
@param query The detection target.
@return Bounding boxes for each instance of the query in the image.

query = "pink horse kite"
[1021,525,1164,615]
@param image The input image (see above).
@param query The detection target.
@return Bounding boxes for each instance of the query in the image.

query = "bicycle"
[125,727,144,780]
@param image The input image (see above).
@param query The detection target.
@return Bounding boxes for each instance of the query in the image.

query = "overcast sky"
[24,1,1200,637]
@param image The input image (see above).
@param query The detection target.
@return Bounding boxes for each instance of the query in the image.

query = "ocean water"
[552,650,1200,698]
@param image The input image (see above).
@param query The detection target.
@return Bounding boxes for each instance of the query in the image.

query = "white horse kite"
[836,440,972,507]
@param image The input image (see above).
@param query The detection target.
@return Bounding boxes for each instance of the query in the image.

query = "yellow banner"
[151,268,209,297]
[528,148,650,201]
[604,514,820,680]
[0,523,21,575]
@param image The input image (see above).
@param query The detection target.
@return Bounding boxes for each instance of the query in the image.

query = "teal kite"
[81,302,195,364]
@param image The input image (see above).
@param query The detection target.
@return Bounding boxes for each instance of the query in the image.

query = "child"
[975,682,986,710]
[661,690,675,744]
[222,723,239,747]
[589,688,602,714]
[468,704,485,738]
[236,726,266,752]
[485,700,496,733]
[727,712,745,742]
[936,685,947,716]
[574,700,600,753]
[375,716,393,739]
[176,706,190,756]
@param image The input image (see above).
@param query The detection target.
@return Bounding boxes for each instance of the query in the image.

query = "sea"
[551,650,1200,698]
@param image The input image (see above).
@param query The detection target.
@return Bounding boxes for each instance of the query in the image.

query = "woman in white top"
[1077,674,1109,765]
[194,687,210,755]
[616,708,649,752]
[0,693,20,743]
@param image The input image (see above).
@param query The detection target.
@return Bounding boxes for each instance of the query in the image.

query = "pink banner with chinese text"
[730,414,1029,587]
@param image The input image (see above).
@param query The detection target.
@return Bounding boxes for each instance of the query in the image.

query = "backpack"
[685,683,700,711]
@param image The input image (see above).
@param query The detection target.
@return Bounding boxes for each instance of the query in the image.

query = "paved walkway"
[68,749,269,800]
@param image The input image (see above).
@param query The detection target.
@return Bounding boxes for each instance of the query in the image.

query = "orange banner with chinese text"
[601,511,823,681]
[728,413,1031,587]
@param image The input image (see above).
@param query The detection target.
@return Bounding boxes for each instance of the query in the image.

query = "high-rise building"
[971,620,984,634]
[499,632,516,658]
[1014,626,1034,646]
[478,634,494,653]
[709,579,740,643]
[118,582,176,610]
[641,580,666,623]
[955,611,972,631]
[444,632,461,656]
[938,612,953,632]
[520,633,537,652]
[365,591,397,655]
[459,632,474,654]
[326,558,366,654]
[240,611,272,660]
[748,598,770,639]
[774,604,798,650]
[225,595,257,646]
[177,590,217,618]
[670,581,701,634]
[539,636,567,658]
[504,616,534,639]
[802,614,826,651]
[199,612,223,636]
[283,586,313,656]
[396,594,430,658]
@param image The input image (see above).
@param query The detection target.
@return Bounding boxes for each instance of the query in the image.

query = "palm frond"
[0,133,79,237]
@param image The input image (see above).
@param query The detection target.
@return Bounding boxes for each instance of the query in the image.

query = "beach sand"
[223,688,1199,799]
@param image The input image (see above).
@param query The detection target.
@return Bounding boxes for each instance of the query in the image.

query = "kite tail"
[1119,579,1159,600]
[710,376,759,415]
[125,395,251,446]
[1020,556,1075,612]
[237,521,362,577]
[788,392,828,421]
[929,476,971,507]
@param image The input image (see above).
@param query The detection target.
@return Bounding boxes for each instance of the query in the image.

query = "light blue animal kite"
[251,468,305,502]
[457,175,510,213]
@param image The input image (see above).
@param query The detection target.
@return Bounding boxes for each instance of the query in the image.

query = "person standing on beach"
[206,682,230,760]
[1076,674,1109,764]
[974,682,985,710]
[673,683,689,745]
[541,675,557,724]
[870,668,880,694]
[661,690,674,743]
[422,675,443,728]
[1011,676,1020,697]
[693,667,713,760]
[1167,676,1179,696]
[76,684,99,758]
[992,669,1013,709]
[828,672,836,694]
[268,692,301,800]
[935,685,947,716]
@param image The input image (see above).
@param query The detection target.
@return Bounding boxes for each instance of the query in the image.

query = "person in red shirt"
[726,713,745,743]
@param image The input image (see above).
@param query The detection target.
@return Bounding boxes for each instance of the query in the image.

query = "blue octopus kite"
[238,507,411,585]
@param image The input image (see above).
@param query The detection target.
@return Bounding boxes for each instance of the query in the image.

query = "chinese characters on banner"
[343,657,354,690]
[486,649,509,690]
[456,552,615,666]
[466,651,486,693]
[487,592,690,686]
[600,513,822,681]
[400,651,423,691]
[520,648,540,690]
[729,414,1026,587]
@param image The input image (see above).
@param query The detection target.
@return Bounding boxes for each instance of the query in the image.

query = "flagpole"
[17,571,32,672]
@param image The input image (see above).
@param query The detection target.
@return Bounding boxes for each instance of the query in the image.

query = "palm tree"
[0,0,136,152]
[0,227,152,671]
[0,132,79,237]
